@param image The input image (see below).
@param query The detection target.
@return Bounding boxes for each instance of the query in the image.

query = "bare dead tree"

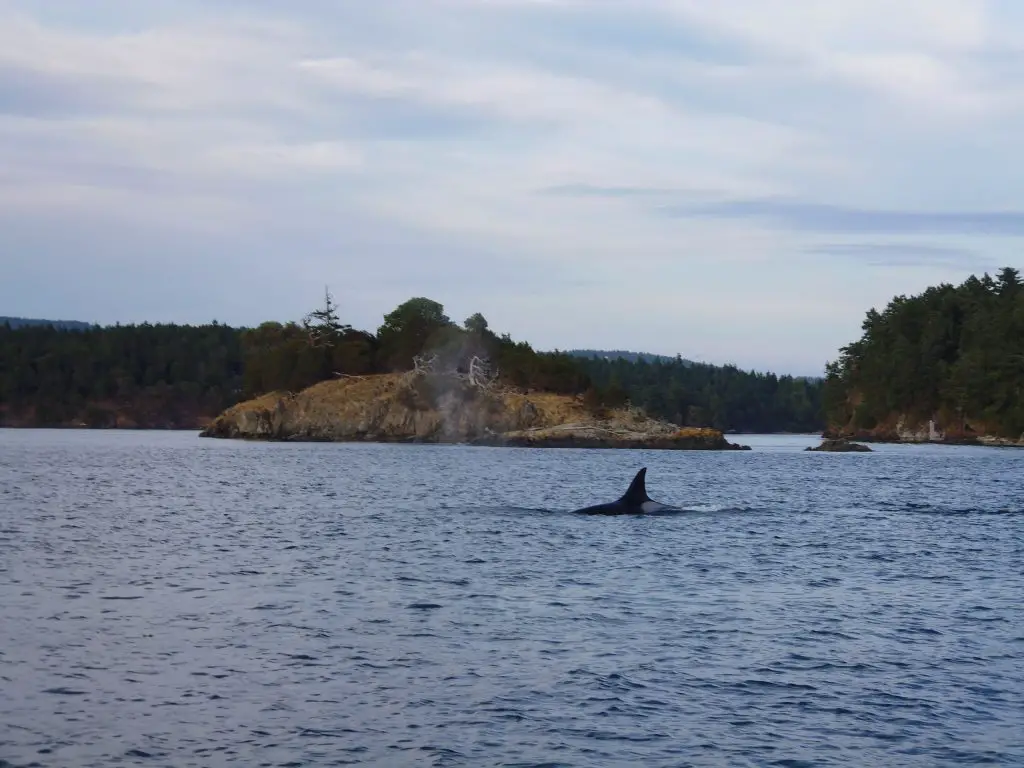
[412,353,438,375]
[466,355,499,389]
[404,352,503,393]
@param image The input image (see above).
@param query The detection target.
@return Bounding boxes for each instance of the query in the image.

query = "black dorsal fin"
[620,468,650,506]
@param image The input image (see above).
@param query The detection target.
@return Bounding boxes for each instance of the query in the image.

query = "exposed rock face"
[473,424,750,450]
[825,412,1024,448]
[805,438,872,453]
[200,373,750,450]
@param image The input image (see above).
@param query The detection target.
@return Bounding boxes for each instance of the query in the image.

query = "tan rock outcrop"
[200,373,749,450]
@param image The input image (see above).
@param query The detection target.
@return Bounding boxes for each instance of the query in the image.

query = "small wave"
[451,505,553,517]
[124,749,158,759]
[898,625,943,636]
[299,727,361,738]
[419,746,467,763]
[396,575,469,587]
[565,728,668,743]
[904,504,1024,516]
[808,629,856,640]
[740,679,818,692]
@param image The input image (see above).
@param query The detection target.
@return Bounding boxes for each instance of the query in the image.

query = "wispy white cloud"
[810,242,991,270]
[1,0,1023,375]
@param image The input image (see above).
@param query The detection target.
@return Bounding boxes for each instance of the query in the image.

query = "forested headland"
[823,266,1024,443]
[0,292,823,432]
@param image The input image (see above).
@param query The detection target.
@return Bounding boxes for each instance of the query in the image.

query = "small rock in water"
[805,438,873,452]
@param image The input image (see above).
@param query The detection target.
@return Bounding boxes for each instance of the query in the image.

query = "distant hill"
[569,348,823,381]
[1,316,94,331]
[566,349,693,365]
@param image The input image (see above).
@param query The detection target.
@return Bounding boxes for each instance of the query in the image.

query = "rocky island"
[200,369,750,451]
[805,438,872,452]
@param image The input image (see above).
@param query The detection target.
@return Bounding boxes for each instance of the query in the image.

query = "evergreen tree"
[824,267,1024,438]
[302,286,351,347]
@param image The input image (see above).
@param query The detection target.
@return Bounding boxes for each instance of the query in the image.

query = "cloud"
[659,0,1001,113]
[1,0,1024,377]
[209,141,364,176]
[809,242,990,270]
[661,198,1024,236]
[540,183,709,199]
[0,11,309,113]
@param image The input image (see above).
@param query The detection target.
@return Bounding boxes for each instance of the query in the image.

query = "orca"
[571,467,676,515]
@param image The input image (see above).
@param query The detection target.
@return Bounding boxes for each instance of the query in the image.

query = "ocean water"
[1,429,1022,767]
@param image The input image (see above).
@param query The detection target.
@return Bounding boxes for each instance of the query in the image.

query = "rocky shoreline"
[805,438,872,453]
[199,373,751,450]
[824,415,1024,448]
[470,424,750,451]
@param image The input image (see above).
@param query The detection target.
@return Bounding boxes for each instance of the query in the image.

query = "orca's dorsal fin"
[620,468,650,506]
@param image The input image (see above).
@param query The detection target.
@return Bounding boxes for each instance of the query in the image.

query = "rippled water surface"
[2,430,1023,767]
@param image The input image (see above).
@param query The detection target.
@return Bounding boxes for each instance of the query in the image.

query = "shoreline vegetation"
[822,266,1024,448]
[4,266,1023,448]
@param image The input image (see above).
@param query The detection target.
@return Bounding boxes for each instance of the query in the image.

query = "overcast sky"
[3,1,1023,376]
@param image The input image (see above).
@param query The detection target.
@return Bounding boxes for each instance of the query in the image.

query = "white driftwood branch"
[407,353,500,390]
[412,353,438,374]
[467,355,495,387]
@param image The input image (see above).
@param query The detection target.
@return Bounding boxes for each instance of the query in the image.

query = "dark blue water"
[1,430,1022,767]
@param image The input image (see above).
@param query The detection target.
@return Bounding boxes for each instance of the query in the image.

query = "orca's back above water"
[571,467,674,515]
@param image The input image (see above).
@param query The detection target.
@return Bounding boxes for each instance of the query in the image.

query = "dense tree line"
[823,267,1024,438]
[0,321,243,427]
[1,316,94,331]
[575,355,823,432]
[2,290,825,431]
[568,349,689,365]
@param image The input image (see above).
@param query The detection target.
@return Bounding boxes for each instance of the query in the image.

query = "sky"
[3,0,1024,376]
